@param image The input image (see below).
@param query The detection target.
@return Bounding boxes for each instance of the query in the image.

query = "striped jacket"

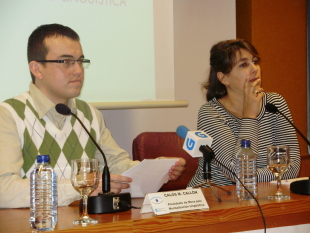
[188,93,300,187]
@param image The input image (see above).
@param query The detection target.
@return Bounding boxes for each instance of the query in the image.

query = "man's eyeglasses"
[35,59,90,69]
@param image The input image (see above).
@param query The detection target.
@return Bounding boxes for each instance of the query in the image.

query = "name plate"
[140,188,209,215]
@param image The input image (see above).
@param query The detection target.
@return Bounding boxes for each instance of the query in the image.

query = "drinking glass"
[267,146,290,200]
[71,158,99,225]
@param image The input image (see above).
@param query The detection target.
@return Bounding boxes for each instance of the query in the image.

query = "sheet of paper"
[121,158,178,198]
[270,177,309,185]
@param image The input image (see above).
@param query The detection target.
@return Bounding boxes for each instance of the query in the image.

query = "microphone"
[55,104,110,193]
[176,125,213,158]
[55,103,131,213]
[265,103,310,146]
[176,125,214,180]
[176,126,265,229]
[265,103,310,195]
[176,125,231,201]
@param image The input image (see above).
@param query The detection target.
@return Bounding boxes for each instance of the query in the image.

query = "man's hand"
[90,174,132,196]
[90,158,186,196]
[167,158,186,181]
[110,174,132,193]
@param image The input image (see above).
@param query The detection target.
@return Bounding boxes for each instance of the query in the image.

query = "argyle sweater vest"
[1,93,99,180]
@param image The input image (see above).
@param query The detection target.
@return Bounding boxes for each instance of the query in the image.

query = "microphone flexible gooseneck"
[265,103,310,195]
[213,154,266,233]
[55,103,110,193]
[176,125,266,233]
[265,103,310,146]
[55,103,132,213]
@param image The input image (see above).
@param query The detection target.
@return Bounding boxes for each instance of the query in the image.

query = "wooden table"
[1,182,310,233]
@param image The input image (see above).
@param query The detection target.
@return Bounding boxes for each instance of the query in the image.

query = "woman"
[188,39,300,187]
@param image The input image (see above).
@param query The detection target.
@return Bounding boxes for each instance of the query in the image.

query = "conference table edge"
[131,198,310,232]
[2,182,310,233]
[51,196,310,233]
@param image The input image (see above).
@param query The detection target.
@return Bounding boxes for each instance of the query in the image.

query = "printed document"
[121,158,178,197]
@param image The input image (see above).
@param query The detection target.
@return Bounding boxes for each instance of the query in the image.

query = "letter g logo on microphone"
[195,132,209,138]
[185,138,195,150]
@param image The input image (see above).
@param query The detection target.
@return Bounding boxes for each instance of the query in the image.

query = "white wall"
[101,0,236,157]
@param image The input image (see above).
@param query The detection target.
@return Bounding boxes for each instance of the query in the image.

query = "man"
[0,24,185,208]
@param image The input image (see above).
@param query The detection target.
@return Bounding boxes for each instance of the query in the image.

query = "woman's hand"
[243,77,264,118]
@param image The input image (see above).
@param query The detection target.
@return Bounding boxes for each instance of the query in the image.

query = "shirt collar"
[29,82,77,119]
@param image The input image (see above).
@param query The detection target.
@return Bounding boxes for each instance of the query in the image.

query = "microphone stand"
[193,145,231,202]
[276,111,310,146]
[276,109,310,195]
[71,111,132,214]
[55,104,132,213]
[265,103,310,195]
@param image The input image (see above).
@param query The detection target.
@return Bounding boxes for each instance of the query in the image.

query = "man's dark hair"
[27,24,80,83]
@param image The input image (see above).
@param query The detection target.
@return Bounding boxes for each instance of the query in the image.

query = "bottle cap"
[37,155,50,163]
[240,139,251,147]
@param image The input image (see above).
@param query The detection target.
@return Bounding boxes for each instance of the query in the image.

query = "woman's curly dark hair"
[204,39,260,101]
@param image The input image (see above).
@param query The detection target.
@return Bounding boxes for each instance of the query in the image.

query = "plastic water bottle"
[30,155,57,230]
[235,139,257,200]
